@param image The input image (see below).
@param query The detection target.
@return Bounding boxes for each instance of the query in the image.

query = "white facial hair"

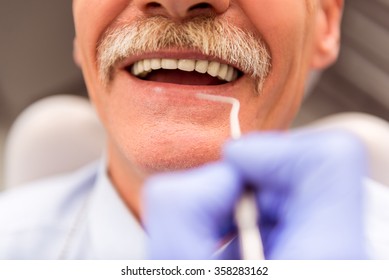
[97,16,272,93]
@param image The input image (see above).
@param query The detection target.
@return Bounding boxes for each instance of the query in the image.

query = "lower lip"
[119,70,244,102]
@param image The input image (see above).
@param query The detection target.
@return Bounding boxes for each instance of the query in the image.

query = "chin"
[136,151,220,174]
[124,134,225,174]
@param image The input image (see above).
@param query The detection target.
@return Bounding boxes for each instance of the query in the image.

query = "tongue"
[146,70,225,85]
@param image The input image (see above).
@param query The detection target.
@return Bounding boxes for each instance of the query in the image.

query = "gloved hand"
[143,130,368,259]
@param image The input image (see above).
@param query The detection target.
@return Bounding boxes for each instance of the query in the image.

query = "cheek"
[73,0,132,122]
[237,0,307,34]
[73,0,130,74]
[237,0,308,69]
[236,0,311,129]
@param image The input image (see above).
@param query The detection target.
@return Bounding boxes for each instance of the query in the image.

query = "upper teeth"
[131,59,239,82]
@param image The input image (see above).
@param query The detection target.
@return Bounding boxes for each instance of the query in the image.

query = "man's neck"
[107,144,145,222]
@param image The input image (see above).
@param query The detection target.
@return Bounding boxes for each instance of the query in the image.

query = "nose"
[134,0,230,19]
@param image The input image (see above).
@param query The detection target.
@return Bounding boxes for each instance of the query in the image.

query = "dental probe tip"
[195,93,241,139]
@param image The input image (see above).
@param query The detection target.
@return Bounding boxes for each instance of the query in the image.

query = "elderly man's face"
[73,0,342,174]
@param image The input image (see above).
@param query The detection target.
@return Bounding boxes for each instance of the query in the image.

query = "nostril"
[143,1,221,18]
[146,2,162,9]
[188,2,212,11]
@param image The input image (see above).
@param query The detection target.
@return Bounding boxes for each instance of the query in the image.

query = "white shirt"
[365,178,389,259]
[0,160,388,259]
[0,161,146,259]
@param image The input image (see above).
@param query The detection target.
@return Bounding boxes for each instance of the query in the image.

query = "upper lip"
[117,50,244,73]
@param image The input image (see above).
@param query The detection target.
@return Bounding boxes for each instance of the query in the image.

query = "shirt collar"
[85,159,147,259]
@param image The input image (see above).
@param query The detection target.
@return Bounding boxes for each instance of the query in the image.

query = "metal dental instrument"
[196,93,265,260]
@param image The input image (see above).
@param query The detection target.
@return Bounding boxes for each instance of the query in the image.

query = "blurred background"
[0,0,389,186]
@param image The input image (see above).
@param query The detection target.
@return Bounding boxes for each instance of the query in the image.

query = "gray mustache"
[97,16,271,91]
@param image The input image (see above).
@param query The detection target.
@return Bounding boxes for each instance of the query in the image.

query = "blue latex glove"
[143,130,368,259]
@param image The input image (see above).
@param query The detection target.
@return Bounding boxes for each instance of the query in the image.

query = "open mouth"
[125,58,243,86]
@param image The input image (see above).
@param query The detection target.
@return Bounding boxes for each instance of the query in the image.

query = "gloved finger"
[223,130,368,259]
[143,162,242,259]
[224,130,366,189]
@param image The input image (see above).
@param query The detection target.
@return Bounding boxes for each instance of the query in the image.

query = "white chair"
[303,113,389,187]
[3,95,105,188]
